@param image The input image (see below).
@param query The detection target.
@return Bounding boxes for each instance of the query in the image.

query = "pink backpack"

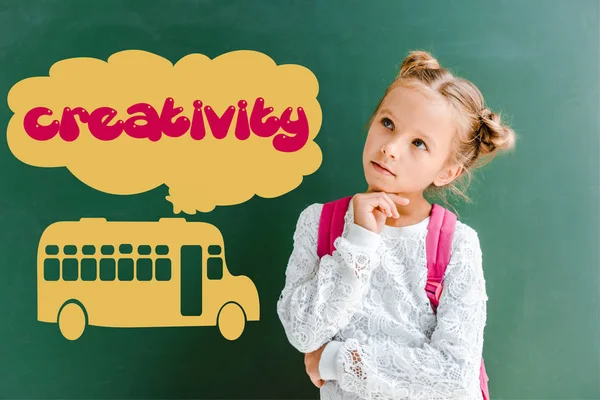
[316,196,490,399]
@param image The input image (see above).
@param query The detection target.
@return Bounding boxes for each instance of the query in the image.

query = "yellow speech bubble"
[7,49,323,213]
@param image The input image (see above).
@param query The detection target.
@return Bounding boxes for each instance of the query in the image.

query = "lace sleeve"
[276,203,382,353]
[331,227,488,399]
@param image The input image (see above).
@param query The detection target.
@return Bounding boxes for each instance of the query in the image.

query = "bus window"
[64,245,77,256]
[207,257,223,280]
[156,245,169,255]
[81,258,97,281]
[63,259,78,281]
[138,245,151,255]
[137,258,152,281]
[101,245,114,255]
[100,259,116,281]
[82,245,95,255]
[155,258,171,281]
[44,258,60,281]
[45,245,59,255]
[118,258,134,281]
[208,245,221,255]
[119,244,133,255]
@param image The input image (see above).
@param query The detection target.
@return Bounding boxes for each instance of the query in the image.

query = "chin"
[365,175,399,193]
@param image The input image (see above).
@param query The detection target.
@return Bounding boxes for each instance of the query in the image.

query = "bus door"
[180,245,203,316]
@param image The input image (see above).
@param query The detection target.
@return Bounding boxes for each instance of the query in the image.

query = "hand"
[304,343,328,388]
[352,192,410,234]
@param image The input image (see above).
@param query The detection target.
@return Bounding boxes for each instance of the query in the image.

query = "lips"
[371,161,395,176]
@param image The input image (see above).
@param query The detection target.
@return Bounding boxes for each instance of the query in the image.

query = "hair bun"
[477,108,516,154]
[399,50,443,78]
[480,108,493,120]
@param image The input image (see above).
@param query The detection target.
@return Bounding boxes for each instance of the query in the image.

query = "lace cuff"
[319,340,344,381]
[344,223,382,249]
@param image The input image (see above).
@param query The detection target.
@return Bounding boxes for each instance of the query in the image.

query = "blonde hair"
[365,50,517,208]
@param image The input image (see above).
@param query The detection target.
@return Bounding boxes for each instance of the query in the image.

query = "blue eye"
[413,139,428,150]
[381,117,394,130]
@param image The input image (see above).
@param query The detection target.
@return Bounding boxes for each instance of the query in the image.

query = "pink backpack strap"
[317,196,353,258]
[481,361,490,399]
[425,204,490,400]
[425,204,457,312]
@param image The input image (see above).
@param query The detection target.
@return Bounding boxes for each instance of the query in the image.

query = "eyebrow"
[380,107,437,147]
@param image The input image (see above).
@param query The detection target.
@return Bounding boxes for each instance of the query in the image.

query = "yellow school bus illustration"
[37,217,259,341]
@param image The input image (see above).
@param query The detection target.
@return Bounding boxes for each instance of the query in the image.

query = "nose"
[380,139,399,159]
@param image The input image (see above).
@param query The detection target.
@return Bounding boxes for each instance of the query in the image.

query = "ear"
[433,163,463,187]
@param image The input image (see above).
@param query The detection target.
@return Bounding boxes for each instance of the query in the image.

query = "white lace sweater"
[276,201,488,400]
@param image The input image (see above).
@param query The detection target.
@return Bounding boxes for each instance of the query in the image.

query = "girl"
[276,50,516,400]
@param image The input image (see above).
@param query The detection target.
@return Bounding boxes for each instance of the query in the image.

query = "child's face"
[362,85,459,195]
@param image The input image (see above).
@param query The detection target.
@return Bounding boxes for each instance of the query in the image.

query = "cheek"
[363,132,379,157]
[403,155,437,180]
[415,156,437,174]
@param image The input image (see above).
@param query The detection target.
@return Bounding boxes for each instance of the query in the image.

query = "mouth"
[371,161,395,177]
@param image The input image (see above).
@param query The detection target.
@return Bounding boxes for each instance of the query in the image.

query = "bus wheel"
[217,302,246,341]
[58,301,87,341]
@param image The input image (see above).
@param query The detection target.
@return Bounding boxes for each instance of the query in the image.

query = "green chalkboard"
[0,0,598,399]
